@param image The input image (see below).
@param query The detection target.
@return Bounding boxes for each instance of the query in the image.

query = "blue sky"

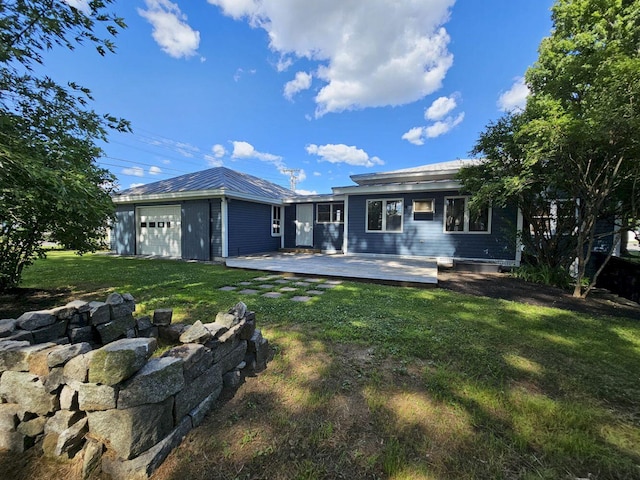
[47,0,555,194]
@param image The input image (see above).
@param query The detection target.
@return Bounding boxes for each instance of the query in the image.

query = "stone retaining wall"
[0,294,269,479]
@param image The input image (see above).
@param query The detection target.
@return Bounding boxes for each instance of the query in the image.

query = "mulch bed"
[438,269,640,320]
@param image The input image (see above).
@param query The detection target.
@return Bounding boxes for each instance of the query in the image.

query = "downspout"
[221,197,229,258]
[515,207,523,267]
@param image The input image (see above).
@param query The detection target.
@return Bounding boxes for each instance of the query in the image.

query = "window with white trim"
[316,202,344,223]
[444,197,491,233]
[271,206,282,236]
[366,199,403,233]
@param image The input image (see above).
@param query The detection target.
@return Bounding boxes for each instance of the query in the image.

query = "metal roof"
[115,166,295,200]
[349,159,485,186]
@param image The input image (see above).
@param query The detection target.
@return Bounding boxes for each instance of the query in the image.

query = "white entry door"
[295,204,314,247]
[137,205,182,257]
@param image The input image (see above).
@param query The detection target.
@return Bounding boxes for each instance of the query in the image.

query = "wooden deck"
[225,253,438,286]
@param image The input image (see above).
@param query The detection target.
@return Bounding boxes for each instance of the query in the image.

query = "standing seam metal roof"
[115,166,295,200]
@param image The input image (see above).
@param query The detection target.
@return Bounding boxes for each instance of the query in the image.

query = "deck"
[225,253,438,286]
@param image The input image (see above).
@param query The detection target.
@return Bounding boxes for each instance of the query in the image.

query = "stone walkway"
[218,274,342,303]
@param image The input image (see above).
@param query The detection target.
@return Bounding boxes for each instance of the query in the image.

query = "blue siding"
[347,192,518,261]
[228,200,281,256]
[181,201,210,261]
[283,203,344,251]
[210,199,222,258]
[284,205,296,248]
[111,205,136,255]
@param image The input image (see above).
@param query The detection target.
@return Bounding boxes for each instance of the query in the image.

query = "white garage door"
[137,206,182,257]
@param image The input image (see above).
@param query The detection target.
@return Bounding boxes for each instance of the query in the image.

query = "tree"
[461,0,640,297]
[0,1,130,291]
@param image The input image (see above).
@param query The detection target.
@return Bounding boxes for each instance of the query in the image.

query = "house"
[111,161,522,266]
[110,167,294,260]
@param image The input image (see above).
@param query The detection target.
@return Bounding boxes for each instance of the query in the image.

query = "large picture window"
[316,202,344,223]
[444,197,491,233]
[271,205,282,236]
[366,199,403,233]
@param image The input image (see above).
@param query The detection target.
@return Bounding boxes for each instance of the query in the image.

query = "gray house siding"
[227,200,280,256]
[210,199,223,258]
[347,192,518,261]
[111,205,136,255]
[181,201,210,261]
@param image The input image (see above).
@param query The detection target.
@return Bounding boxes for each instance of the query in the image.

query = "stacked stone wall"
[0,295,269,479]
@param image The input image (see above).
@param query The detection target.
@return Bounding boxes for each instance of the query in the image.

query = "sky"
[45,0,556,195]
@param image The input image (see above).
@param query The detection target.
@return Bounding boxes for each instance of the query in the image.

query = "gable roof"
[113,166,295,204]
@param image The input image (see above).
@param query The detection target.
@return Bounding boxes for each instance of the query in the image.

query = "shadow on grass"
[5,252,639,479]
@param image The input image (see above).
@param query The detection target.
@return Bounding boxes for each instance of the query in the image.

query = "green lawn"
[7,251,640,479]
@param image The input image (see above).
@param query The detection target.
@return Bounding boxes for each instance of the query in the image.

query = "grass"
[1,250,640,480]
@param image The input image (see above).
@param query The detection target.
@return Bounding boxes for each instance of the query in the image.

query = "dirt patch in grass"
[438,270,640,320]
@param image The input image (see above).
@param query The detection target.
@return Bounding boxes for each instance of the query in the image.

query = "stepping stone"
[305,278,324,283]
[294,282,311,287]
[307,290,324,295]
[291,296,312,302]
[317,283,337,289]
[238,282,253,286]
[262,292,283,299]
[218,286,237,291]
[274,279,291,284]
[254,276,272,281]
[325,280,343,285]
[238,289,259,295]
[265,275,283,280]
[285,276,301,281]
[258,284,274,289]
[279,287,297,292]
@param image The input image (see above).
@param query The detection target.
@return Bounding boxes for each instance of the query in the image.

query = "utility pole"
[281,168,301,192]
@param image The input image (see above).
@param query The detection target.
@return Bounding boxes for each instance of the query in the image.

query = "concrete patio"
[225,252,438,286]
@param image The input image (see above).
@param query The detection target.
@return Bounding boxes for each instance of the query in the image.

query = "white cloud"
[129,182,145,189]
[149,166,162,175]
[64,0,91,15]
[306,144,384,168]
[208,0,455,116]
[497,77,529,112]
[162,159,171,165]
[425,112,465,138]
[284,71,312,100]
[402,111,465,145]
[401,127,427,146]
[313,171,322,177]
[234,68,257,82]
[123,167,144,177]
[296,189,317,195]
[139,0,200,59]
[231,141,282,163]
[211,144,226,158]
[276,56,293,72]
[425,94,458,121]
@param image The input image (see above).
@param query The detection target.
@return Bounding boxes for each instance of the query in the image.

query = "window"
[271,206,282,236]
[413,199,434,213]
[316,202,344,223]
[444,197,491,233]
[366,199,403,233]
[530,199,576,237]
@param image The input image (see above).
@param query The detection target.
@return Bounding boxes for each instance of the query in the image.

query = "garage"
[136,205,182,257]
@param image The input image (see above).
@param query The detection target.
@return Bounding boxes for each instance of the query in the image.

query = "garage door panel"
[137,206,182,257]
